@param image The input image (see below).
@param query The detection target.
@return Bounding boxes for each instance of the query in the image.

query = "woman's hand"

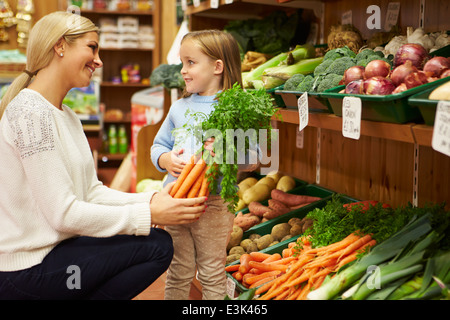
[203,138,215,157]
[159,149,186,177]
[150,182,206,226]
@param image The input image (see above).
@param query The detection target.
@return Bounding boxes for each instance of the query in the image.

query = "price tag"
[432,101,450,157]
[211,0,219,8]
[296,126,304,149]
[384,2,400,32]
[193,0,201,7]
[341,10,352,25]
[226,277,236,299]
[298,92,309,132]
[342,96,361,140]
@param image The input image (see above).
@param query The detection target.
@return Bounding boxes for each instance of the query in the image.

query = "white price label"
[298,92,309,132]
[296,127,304,149]
[342,96,362,140]
[193,0,201,7]
[211,0,219,8]
[432,101,450,157]
[342,10,352,25]
[226,276,236,299]
[384,2,400,32]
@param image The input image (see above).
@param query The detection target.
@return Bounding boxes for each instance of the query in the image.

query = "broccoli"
[315,73,343,92]
[284,73,305,91]
[325,57,356,76]
[323,46,356,61]
[150,63,185,89]
[357,55,393,68]
[355,49,383,62]
[296,75,315,92]
[314,59,334,76]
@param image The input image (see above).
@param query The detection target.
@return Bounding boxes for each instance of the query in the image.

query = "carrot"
[285,266,319,288]
[248,261,288,273]
[232,271,243,282]
[255,278,277,295]
[337,234,373,261]
[174,158,207,198]
[225,264,240,272]
[186,167,206,198]
[239,254,253,274]
[267,256,296,265]
[287,287,302,300]
[245,270,282,285]
[315,232,362,255]
[249,274,280,289]
[297,282,312,300]
[262,253,281,263]
[282,248,293,258]
[274,287,291,300]
[336,239,377,270]
[197,166,211,198]
[249,252,272,262]
[170,155,195,197]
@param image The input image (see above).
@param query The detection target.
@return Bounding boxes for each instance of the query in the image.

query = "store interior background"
[1,0,449,210]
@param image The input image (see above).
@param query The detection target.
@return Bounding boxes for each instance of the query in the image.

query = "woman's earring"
[60,53,64,57]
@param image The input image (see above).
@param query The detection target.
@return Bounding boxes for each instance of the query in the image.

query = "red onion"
[441,69,450,78]
[364,76,395,95]
[392,83,408,94]
[343,66,365,85]
[403,71,428,89]
[345,79,364,94]
[390,60,418,86]
[364,60,391,79]
[423,56,450,77]
[393,43,430,69]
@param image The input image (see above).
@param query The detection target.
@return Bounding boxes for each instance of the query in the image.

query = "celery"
[243,44,315,89]
[307,214,433,300]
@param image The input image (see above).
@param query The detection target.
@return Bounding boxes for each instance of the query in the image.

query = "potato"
[276,175,296,192]
[227,225,243,251]
[288,217,303,227]
[226,254,242,265]
[243,183,271,204]
[256,176,277,190]
[238,177,258,189]
[266,171,283,184]
[235,198,247,212]
[271,223,291,241]
[268,241,279,247]
[281,235,292,242]
[248,233,261,241]
[245,242,258,253]
[240,239,254,251]
[228,246,245,255]
[256,234,274,250]
[290,224,303,237]
[237,184,252,199]
[302,218,314,233]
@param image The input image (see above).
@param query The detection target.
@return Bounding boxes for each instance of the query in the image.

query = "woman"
[0,11,205,300]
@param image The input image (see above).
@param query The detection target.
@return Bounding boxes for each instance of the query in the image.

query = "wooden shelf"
[100,82,150,88]
[274,109,424,144]
[81,9,154,16]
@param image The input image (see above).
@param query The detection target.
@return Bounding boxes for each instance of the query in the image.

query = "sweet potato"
[263,199,290,219]
[234,212,261,231]
[248,201,271,217]
[271,189,321,207]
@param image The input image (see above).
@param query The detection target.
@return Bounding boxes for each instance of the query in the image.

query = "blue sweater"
[151,93,259,190]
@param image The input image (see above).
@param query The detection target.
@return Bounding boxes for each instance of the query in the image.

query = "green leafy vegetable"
[150,63,185,89]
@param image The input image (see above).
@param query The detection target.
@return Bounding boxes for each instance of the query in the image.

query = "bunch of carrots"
[257,231,376,300]
[225,246,298,291]
[226,231,376,300]
[169,155,211,199]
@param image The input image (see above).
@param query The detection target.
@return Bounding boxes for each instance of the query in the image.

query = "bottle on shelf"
[118,124,128,154]
[108,124,118,154]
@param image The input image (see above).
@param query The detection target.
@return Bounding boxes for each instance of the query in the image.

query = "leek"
[261,57,324,89]
[243,44,315,89]
[307,214,433,300]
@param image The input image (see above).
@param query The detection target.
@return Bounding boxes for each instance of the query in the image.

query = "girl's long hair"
[0,11,98,119]
[180,29,242,98]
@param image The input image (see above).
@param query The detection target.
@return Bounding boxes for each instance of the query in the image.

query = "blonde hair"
[180,30,242,98]
[0,11,98,119]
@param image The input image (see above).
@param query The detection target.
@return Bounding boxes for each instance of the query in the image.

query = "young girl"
[151,30,258,300]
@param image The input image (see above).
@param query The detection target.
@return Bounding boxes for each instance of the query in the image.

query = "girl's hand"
[150,182,206,225]
[159,149,186,177]
[204,138,216,157]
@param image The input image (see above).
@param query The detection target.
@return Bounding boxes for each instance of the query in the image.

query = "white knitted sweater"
[0,89,154,271]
